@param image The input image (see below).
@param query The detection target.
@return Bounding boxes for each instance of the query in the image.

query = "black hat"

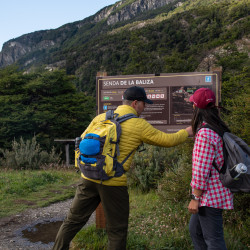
[123,86,153,104]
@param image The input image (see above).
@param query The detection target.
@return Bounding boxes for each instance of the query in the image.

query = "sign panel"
[97,72,221,133]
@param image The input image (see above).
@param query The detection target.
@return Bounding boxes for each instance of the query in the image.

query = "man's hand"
[188,200,199,214]
[185,126,193,137]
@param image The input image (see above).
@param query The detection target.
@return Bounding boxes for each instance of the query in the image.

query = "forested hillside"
[0,0,249,93]
[0,0,249,151]
[70,0,249,94]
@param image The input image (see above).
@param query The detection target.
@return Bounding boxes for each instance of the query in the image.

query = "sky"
[0,0,118,51]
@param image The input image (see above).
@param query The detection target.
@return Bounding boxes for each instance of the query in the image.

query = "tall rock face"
[0,0,176,68]
[0,23,82,68]
[0,42,31,66]
[94,0,175,25]
[0,31,56,67]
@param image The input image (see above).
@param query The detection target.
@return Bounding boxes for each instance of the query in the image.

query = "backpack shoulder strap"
[106,110,135,122]
[212,159,221,173]
[105,110,114,120]
[116,113,138,123]
[115,113,138,166]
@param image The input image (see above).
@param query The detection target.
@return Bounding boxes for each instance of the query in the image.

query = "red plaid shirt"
[191,127,233,209]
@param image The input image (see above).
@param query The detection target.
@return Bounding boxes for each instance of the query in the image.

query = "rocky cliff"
[0,0,176,68]
[95,0,175,25]
[0,20,85,68]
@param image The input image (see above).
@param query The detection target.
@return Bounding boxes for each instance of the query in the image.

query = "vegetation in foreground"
[72,190,249,250]
[0,137,249,249]
[0,168,80,218]
[0,135,81,218]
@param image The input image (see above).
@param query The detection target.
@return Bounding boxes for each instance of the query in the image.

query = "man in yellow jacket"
[53,86,192,250]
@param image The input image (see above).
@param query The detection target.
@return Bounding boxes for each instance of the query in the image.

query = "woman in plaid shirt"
[188,88,233,250]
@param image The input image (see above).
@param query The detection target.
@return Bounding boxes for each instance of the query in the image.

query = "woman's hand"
[188,200,199,214]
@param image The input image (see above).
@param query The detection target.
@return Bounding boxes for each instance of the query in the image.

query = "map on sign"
[96,72,221,133]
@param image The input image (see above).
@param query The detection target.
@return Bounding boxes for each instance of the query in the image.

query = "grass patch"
[0,168,80,217]
[73,189,249,249]
[127,190,192,249]
[73,225,108,250]
[1,168,248,249]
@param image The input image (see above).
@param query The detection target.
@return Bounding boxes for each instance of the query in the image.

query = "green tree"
[222,67,250,143]
[0,67,95,150]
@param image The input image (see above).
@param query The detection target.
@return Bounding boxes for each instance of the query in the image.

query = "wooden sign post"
[95,71,107,229]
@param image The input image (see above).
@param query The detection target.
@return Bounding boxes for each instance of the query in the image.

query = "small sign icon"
[103,96,110,100]
[103,105,108,110]
[205,76,211,82]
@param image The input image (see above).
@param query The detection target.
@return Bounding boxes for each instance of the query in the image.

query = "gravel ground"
[0,199,95,250]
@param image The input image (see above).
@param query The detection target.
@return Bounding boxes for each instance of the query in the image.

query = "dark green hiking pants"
[52,178,129,250]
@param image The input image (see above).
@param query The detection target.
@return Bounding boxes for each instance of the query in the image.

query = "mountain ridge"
[0,0,177,68]
[0,0,249,95]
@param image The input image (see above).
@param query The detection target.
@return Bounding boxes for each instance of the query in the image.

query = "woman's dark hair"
[191,105,230,137]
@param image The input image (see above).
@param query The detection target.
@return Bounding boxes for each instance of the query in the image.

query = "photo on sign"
[172,86,194,115]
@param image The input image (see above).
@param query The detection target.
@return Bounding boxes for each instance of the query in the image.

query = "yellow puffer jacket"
[79,105,188,186]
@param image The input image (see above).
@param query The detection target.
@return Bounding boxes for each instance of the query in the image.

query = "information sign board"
[97,72,221,133]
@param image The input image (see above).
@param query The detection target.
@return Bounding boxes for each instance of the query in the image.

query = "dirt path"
[0,199,95,250]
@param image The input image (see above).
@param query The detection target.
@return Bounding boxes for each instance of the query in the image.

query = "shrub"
[221,67,250,143]
[127,145,175,192]
[223,192,250,246]
[127,141,193,193]
[0,136,61,169]
[157,141,193,203]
